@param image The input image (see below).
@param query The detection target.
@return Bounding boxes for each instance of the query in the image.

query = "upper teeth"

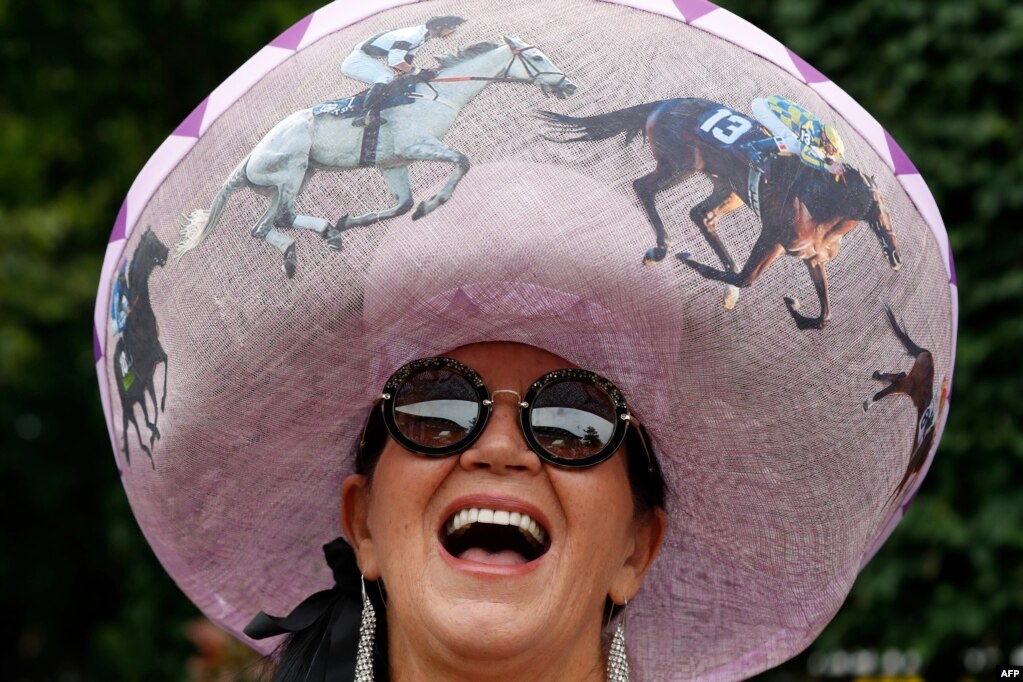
[445,507,547,546]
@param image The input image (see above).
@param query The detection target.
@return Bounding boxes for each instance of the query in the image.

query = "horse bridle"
[863,174,899,257]
[427,44,570,90]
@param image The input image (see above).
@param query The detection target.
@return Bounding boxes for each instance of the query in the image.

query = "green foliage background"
[1,0,1019,680]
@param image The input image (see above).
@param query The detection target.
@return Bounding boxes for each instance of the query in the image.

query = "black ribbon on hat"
[244,537,369,682]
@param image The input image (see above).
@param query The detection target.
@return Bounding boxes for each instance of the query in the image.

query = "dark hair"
[267,405,666,680]
[261,578,390,682]
[426,15,466,31]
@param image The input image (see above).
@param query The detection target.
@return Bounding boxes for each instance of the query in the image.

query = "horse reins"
[426,44,570,89]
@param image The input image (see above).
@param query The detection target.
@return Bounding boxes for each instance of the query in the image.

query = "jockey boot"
[353,82,388,128]
[740,137,779,175]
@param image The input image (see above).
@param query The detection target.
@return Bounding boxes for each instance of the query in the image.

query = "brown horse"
[542,98,902,329]
[864,304,941,496]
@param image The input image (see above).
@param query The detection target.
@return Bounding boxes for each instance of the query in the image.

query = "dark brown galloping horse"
[542,98,903,329]
[864,304,942,496]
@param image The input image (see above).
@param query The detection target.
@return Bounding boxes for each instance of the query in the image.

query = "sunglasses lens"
[393,367,480,451]
[529,379,618,461]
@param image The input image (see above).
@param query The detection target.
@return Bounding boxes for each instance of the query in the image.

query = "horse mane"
[130,231,154,283]
[129,228,167,290]
[435,41,501,69]
[787,162,874,223]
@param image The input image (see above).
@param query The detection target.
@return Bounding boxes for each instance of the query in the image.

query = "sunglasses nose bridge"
[482,389,528,408]
[458,398,541,474]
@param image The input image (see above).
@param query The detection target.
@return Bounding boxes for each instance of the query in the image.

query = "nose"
[459,400,541,474]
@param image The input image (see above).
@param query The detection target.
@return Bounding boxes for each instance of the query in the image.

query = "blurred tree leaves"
[1,0,1019,680]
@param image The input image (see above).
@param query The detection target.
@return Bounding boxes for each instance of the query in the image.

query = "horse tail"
[175,157,250,258]
[539,101,664,145]
[883,303,926,358]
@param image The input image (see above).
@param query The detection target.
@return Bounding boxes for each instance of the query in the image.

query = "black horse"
[542,98,902,329]
[113,227,169,467]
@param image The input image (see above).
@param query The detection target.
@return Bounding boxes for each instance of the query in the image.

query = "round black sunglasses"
[372,356,651,469]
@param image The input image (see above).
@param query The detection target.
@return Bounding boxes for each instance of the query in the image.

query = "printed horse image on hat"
[542,98,903,330]
[111,227,169,468]
[864,303,950,496]
[175,29,575,279]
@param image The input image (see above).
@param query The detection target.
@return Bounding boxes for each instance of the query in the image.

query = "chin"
[425,600,548,660]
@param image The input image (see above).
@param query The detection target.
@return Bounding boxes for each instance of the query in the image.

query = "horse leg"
[128,405,153,467]
[689,184,745,308]
[873,370,907,383]
[158,345,168,412]
[689,185,742,272]
[327,167,413,250]
[139,390,160,451]
[250,189,298,278]
[278,205,331,237]
[633,163,686,264]
[120,408,133,467]
[678,228,784,289]
[393,138,469,221]
[783,260,831,330]
[145,378,161,443]
[274,171,333,238]
[246,119,314,277]
[863,377,906,412]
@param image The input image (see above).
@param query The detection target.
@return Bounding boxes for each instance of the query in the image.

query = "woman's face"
[342,342,665,676]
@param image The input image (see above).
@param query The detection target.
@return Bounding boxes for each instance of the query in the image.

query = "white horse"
[176,35,576,277]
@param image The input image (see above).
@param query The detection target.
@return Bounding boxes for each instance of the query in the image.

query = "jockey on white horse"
[340,15,466,127]
[176,36,575,278]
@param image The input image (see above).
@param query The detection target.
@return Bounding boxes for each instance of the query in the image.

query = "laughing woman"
[97,1,956,680]
[247,338,667,682]
[261,341,667,681]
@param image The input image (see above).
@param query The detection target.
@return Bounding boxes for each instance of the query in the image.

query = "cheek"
[558,457,637,558]
[364,446,450,569]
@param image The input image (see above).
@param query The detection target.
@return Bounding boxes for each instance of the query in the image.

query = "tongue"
[458,547,528,565]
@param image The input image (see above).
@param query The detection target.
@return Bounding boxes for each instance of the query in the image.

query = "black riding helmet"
[426,15,467,31]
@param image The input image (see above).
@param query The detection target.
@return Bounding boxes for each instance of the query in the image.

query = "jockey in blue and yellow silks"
[110,259,129,335]
[741,95,845,177]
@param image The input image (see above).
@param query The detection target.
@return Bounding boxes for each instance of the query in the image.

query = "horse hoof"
[643,246,667,264]
[327,235,343,251]
[723,285,740,310]
[283,245,297,279]
[783,295,800,311]
[411,202,427,221]
[862,399,871,413]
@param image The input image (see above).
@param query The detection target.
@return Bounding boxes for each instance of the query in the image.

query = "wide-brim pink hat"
[94,0,956,679]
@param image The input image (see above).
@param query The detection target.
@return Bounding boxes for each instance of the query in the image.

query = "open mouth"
[441,507,551,565]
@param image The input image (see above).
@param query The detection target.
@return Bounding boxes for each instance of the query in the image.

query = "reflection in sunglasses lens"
[530,379,615,460]
[394,368,480,449]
